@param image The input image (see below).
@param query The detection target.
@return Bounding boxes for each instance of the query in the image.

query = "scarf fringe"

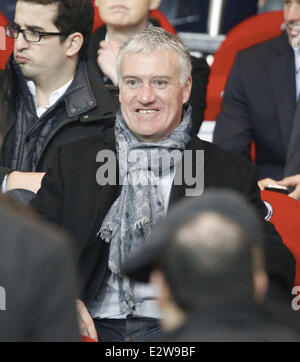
[98,222,114,242]
[134,217,150,231]
[108,260,122,276]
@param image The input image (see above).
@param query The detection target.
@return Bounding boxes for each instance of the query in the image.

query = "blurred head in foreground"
[124,189,268,333]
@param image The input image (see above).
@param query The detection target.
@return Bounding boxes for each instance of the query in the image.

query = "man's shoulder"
[0,70,8,94]
[58,127,115,157]
[90,25,106,42]
[192,136,253,170]
[238,33,288,60]
[88,25,106,59]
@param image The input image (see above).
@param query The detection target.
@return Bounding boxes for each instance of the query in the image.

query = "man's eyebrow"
[24,24,45,31]
[122,75,140,79]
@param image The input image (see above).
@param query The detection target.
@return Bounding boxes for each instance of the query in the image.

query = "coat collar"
[64,57,116,122]
[5,55,116,124]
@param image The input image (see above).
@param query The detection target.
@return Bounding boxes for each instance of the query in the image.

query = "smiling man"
[31,28,295,342]
[88,0,210,134]
[0,0,115,202]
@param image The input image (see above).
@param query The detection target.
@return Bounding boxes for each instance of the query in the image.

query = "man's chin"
[17,65,34,80]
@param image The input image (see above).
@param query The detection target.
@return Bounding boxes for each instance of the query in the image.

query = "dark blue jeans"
[94,317,161,342]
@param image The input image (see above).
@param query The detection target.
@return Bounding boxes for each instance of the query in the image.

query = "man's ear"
[182,76,192,104]
[65,32,84,57]
[149,0,162,11]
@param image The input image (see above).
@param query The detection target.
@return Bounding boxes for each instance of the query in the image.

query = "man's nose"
[14,32,30,51]
[286,3,300,23]
[137,83,156,104]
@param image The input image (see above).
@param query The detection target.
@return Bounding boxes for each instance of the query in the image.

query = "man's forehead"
[15,1,58,27]
[120,51,181,76]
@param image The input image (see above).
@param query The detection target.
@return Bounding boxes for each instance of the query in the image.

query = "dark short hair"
[123,190,265,312]
[17,0,94,58]
[157,212,256,312]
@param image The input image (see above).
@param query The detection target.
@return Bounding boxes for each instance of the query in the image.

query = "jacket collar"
[64,57,116,122]
[6,55,116,123]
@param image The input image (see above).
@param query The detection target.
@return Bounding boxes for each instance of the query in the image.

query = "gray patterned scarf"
[98,105,192,310]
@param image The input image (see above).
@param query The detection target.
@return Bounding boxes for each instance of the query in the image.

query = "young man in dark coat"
[0,0,116,200]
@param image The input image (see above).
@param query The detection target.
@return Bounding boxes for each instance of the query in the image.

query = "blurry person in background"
[258,0,283,13]
[0,196,79,342]
[124,190,300,342]
[214,0,300,201]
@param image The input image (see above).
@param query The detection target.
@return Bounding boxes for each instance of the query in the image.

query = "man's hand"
[257,178,278,191]
[6,171,46,193]
[277,175,300,201]
[76,299,98,342]
[97,40,121,86]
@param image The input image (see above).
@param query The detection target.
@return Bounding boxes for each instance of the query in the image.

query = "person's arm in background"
[242,162,296,298]
[277,174,300,201]
[189,56,210,134]
[213,52,253,160]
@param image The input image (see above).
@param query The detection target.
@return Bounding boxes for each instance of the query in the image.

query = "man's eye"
[153,79,168,88]
[25,29,40,38]
[124,79,140,88]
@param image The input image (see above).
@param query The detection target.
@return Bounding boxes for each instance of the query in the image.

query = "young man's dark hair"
[20,0,94,57]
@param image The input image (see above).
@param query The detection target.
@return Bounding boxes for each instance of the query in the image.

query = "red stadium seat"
[0,11,13,70]
[81,335,97,342]
[261,190,300,289]
[204,11,284,122]
[92,1,176,34]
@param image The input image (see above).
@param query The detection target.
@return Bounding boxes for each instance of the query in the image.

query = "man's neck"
[106,19,149,44]
[32,60,78,108]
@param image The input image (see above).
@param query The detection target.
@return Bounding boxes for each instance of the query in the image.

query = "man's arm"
[30,149,64,225]
[278,175,300,201]
[213,52,253,160]
[6,171,45,194]
[242,162,296,296]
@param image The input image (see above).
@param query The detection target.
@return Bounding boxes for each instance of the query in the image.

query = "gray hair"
[116,27,192,86]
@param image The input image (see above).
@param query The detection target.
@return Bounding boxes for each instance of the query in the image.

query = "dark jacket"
[0,56,116,184]
[214,33,296,180]
[88,25,210,134]
[0,197,80,342]
[30,128,295,302]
